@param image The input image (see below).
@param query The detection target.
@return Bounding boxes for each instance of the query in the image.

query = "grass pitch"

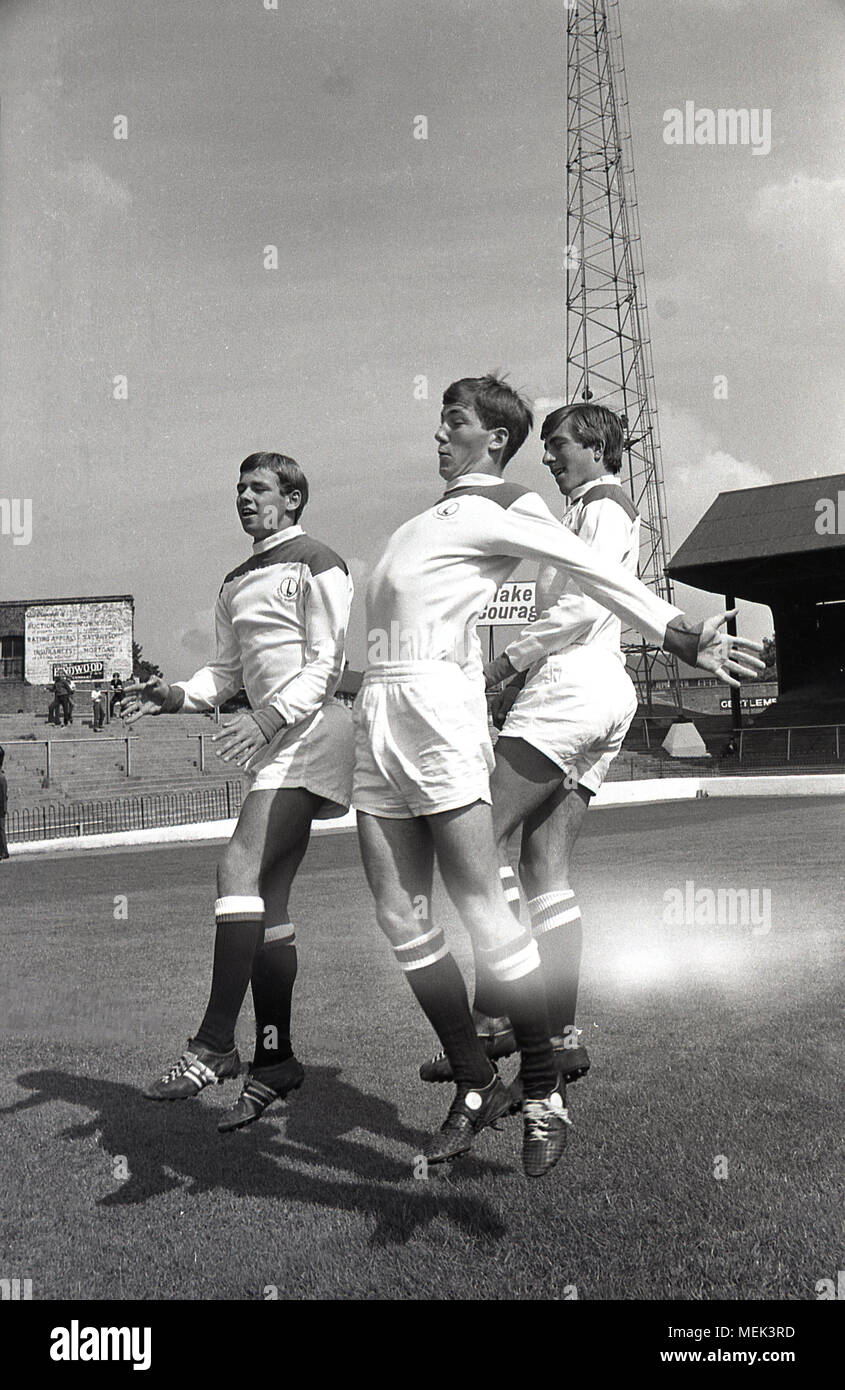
[1,797,842,1301]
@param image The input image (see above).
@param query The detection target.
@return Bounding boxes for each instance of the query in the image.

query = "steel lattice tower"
[566,0,681,713]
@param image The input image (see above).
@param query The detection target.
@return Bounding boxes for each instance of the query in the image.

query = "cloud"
[660,402,773,552]
[659,403,776,641]
[749,174,845,289]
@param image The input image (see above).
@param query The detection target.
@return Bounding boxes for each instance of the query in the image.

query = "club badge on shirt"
[435,501,460,519]
[278,575,300,600]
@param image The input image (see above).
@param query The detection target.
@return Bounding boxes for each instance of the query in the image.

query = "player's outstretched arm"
[487,497,763,688]
[663,611,765,688]
[120,678,185,724]
[489,493,683,647]
[502,496,635,674]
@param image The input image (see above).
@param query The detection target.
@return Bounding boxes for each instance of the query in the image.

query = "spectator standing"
[91,683,106,731]
[110,672,126,716]
[52,672,73,726]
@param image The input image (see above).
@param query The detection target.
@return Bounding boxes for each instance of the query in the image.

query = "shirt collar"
[251,524,304,555]
[569,473,619,503]
[444,472,505,494]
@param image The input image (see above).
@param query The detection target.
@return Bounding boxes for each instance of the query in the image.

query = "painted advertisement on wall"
[24,598,134,684]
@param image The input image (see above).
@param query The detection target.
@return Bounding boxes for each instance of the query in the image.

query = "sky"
[1,0,844,673]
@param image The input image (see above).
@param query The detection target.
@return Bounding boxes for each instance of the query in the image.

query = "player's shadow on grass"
[3,1067,510,1247]
[266,1063,511,1182]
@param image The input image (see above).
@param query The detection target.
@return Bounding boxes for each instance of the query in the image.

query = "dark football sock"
[194,896,265,1054]
[472,866,520,1019]
[529,892,583,1040]
[480,930,557,1099]
[251,923,297,1068]
[394,927,494,1088]
[472,961,507,1021]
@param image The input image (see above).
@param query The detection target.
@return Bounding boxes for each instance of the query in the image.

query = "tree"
[132,641,163,681]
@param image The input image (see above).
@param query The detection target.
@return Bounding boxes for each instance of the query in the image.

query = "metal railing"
[725,723,842,762]
[0,733,224,787]
[626,718,844,764]
[606,753,845,782]
[5,720,844,845]
[7,781,245,844]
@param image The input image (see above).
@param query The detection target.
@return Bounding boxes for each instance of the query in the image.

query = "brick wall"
[0,602,27,639]
[0,680,49,714]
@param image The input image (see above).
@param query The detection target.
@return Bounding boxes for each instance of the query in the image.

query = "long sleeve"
[172,590,244,712]
[505,497,634,669]
[482,492,681,648]
[265,566,353,727]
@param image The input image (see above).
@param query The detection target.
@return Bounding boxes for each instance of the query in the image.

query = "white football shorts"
[500,647,638,794]
[353,660,494,818]
[248,698,354,818]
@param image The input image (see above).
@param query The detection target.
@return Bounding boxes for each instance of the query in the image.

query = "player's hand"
[488,682,522,730]
[212,713,268,769]
[483,653,517,689]
[120,678,173,724]
[665,610,765,688]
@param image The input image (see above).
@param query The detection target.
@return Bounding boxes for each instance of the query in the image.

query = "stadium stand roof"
[667,473,845,602]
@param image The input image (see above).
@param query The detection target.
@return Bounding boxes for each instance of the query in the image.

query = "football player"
[420,402,687,1096]
[122,452,353,1130]
[354,377,762,1178]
